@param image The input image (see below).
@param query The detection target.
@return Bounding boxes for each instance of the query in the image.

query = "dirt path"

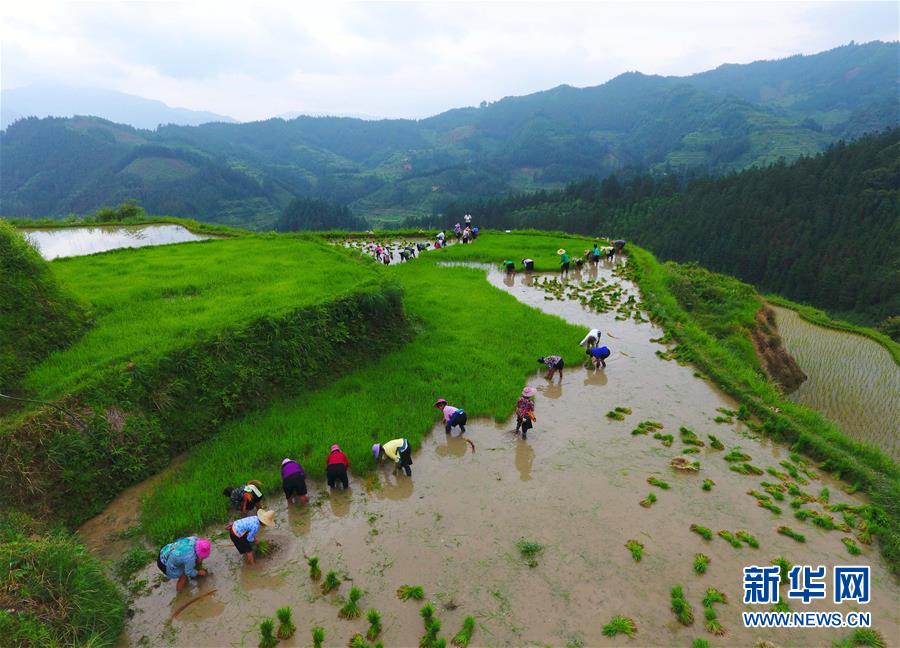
[84,262,899,647]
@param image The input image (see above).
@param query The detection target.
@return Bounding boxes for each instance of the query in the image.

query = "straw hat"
[557,248,566,255]
[434,398,447,408]
[194,538,211,560]
[247,479,262,488]
[522,387,537,398]
[257,509,276,527]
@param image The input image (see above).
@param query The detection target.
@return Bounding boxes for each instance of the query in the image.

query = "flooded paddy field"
[771,305,900,461]
[20,223,212,259]
[83,261,899,647]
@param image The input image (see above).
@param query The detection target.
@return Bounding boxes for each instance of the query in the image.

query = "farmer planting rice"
[579,328,602,348]
[156,536,211,592]
[558,248,571,275]
[228,509,276,565]
[587,345,611,368]
[515,387,537,439]
[591,242,601,264]
[326,444,351,489]
[280,458,308,506]
[435,398,467,433]
[522,257,535,271]
[222,480,263,514]
[373,438,413,476]
[503,260,515,273]
[538,354,564,380]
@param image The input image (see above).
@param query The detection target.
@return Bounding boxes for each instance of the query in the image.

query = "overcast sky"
[2,2,897,121]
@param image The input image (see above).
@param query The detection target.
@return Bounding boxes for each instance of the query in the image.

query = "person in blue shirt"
[228,509,276,565]
[156,536,211,592]
[586,345,611,368]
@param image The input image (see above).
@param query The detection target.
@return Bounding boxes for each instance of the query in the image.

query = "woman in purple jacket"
[281,458,308,505]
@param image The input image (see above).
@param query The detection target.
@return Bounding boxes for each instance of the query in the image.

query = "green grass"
[29,236,378,397]
[141,243,585,542]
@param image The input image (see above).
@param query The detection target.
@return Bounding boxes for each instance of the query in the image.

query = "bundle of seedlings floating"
[701,587,728,636]
[771,557,792,583]
[759,501,783,515]
[639,492,657,508]
[365,609,383,640]
[842,537,862,556]
[692,640,710,648]
[690,524,713,541]
[670,585,694,625]
[701,479,715,491]
[671,456,700,471]
[819,487,830,503]
[606,406,631,421]
[322,570,342,594]
[682,447,700,454]
[649,332,673,345]
[647,476,671,490]
[625,539,644,561]
[339,586,364,619]
[761,482,786,500]
[308,556,322,581]
[516,538,544,567]
[632,420,663,435]
[779,460,809,485]
[451,617,476,648]
[693,553,710,574]
[777,526,806,543]
[723,448,751,462]
[654,432,674,447]
[419,605,442,648]
[714,408,736,424]
[312,626,326,648]
[707,435,724,450]
[730,462,763,476]
[259,618,278,648]
[397,585,425,601]
[833,629,887,648]
[679,427,705,447]
[717,530,742,548]
[349,634,371,648]
[601,615,637,638]
[276,607,296,640]
[736,530,759,548]
[766,466,790,481]
[795,509,839,530]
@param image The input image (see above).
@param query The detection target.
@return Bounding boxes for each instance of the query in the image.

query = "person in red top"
[326,444,350,489]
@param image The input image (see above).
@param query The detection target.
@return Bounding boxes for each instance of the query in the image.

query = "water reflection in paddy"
[20,224,212,260]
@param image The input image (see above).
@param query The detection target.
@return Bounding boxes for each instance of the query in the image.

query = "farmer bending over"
[579,328,602,348]
[515,387,537,439]
[228,509,276,565]
[435,398,467,433]
[373,438,413,476]
[326,444,351,489]
[281,458,308,506]
[587,345,611,368]
[538,355,564,380]
[522,258,535,271]
[157,536,211,592]
[223,480,263,514]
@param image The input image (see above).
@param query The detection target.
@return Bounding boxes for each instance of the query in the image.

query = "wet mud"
[771,305,900,460]
[85,261,899,647]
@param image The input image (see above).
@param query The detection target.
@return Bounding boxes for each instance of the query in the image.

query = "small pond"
[20,224,212,260]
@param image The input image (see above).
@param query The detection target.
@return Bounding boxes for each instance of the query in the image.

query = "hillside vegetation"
[2,42,896,226]
[435,128,900,327]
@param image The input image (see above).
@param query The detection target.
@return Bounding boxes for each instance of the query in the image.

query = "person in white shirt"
[464,213,472,227]
[579,328,601,348]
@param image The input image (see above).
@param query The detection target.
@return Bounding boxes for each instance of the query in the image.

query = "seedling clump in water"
[632,420,663,435]
[625,539,644,561]
[777,526,806,543]
[833,628,886,648]
[670,585,694,625]
[366,609,383,640]
[693,553,710,574]
[339,586,364,619]
[707,435,724,450]
[730,462,763,476]
[702,479,715,491]
[690,524,713,541]
[759,500,783,515]
[680,427,705,447]
[724,449,751,462]
[516,538,544,567]
[312,626,326,648]
[451,616,476,647]
[717,530,742,548]
[639,492,657,508]
[654,432,674,447]
[601,615,637,638]
[276,607,296,640]
[736,530,760,548]
[842,537,862,555]
[397,585,425,600]
[772,556,792,583]
[322,570,341,594]
[606,410,626,421]
[647,476,670,490]
[259,618,278,648]
[308,556,321,581]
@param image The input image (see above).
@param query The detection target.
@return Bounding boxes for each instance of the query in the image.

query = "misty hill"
[0,85,237,130]
[1,41,897,228]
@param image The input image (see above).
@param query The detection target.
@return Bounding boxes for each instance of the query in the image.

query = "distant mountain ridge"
[0,85,237,130]
[1,41,897,228]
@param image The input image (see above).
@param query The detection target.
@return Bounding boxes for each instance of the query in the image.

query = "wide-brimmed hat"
[522,387,537,398]
[434,398,447,408]
[330,444,341,453]
[194,538,211,559]
[257,509,276,527]
[372,443,381,459]
[281,458,292,466]
[247,479,262,488]
[557,248,566,255]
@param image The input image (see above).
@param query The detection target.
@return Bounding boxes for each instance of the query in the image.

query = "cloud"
[1,1,897,121]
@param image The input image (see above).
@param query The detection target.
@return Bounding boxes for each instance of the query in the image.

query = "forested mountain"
[435,129,900,326]
[1,42,897,228]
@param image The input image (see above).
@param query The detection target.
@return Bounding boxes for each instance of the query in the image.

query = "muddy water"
[20,224,211,259]
[86,262,899,648]
[771,305,900,460]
